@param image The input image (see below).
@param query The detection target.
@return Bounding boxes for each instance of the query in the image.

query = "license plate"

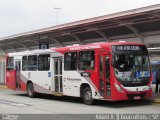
[134,96,141,100]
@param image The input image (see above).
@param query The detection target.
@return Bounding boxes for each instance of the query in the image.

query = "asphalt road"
[0,89,160,120]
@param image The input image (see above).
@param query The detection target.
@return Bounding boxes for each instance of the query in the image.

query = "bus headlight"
[142,85,152,91]
[114,83,124,92]
[147,85,152,90]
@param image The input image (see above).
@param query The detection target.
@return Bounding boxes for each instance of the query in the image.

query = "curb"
[0,85,8,89]
[152,99,160,104]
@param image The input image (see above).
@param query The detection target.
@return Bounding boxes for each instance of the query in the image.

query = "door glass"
[55,76,59,92]
[7,57,14,70]
[99,56,104,96]
[60,58,62,75]
[15,61,21,71]
[100,57,103,80]
[106,82,111,96]
[53,57,63,92]
[60,76,63,92]
[106,57,110,80]
[54,59,58,75]
[105,57,111,97]
[15,60,21,88]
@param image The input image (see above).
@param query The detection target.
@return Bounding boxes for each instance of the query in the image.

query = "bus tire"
[83,87,94,105]
[27,83,35,98]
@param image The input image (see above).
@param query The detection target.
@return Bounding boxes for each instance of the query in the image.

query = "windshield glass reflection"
[114,54,150,82]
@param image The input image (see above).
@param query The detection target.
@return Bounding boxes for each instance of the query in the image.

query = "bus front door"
[99,55,111,99]
[52,57,63,93]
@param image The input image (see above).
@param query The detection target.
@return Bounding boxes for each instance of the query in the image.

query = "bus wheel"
[27,83,35,98]
[83,87,94,105]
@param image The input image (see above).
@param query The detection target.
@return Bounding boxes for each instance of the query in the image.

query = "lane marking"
[0,99,29,107]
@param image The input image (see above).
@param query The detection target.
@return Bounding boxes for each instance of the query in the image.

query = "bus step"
[53,92,63,96]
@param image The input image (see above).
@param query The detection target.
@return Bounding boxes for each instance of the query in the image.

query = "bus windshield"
[112,45,150,86]
[113,54,150,86]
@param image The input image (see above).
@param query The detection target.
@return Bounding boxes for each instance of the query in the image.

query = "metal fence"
[0,62,5,84]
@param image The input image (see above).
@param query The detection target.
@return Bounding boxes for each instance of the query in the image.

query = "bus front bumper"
[111,89,152,101]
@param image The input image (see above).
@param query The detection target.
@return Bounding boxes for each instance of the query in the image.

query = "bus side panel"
[144,89,152,99]
[31,71,51,92]
[63,71,99,99]
[63,71,81,97]
[6,70,16,90]
[20,80,26,91]
[20,71,52,94]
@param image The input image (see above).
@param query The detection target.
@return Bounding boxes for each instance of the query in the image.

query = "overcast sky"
[0,0,160,38]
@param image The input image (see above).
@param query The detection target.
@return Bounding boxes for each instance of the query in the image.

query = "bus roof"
[8,41,145,56]
[8,49,53,56]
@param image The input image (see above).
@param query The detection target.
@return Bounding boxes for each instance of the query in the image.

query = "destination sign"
[116,46,140,51]
[111,45,148,52]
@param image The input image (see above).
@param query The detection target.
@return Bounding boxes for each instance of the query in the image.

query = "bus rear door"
[52,57,63,93]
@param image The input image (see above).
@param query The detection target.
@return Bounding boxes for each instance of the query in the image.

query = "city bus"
[6,42,152,104]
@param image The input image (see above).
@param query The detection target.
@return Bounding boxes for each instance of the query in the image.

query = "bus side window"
[64,52,77,70]
[38,54,50,71]
[28,55,37,71]
[79,51,95,70]
[7,57,14,70]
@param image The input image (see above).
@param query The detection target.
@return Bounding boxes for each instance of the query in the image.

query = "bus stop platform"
[0,84,7,89]
[152,93,160,104]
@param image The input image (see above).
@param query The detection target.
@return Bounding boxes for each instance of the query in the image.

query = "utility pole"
[54,7,61,25]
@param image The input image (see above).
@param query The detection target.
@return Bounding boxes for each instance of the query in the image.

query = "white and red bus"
[6,42,152,104]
